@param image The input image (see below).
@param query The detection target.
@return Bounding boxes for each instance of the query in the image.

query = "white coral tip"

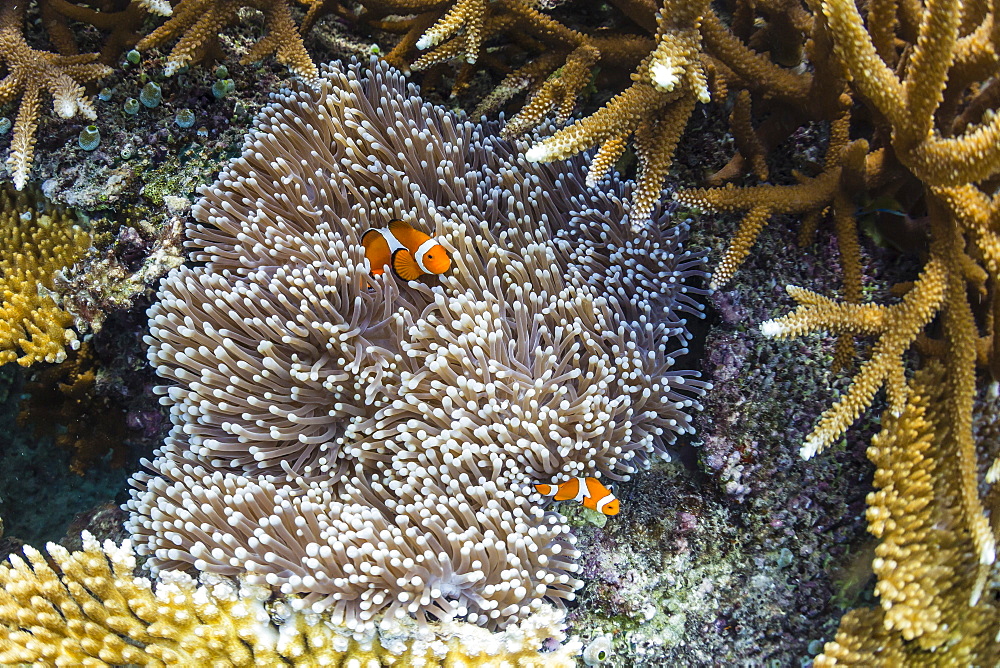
[981,537,996,566]
[987,458,1000,484]
[798,439,819,460]
[139,0,172,14]
[759,320,784,337]
[53,99,78,119]
[12,172,26,191]
[524,145,551,163]
[649,63,680,92]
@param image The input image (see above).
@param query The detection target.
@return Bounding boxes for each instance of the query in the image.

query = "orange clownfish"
[535,477,620,516]
[361,219,451,281]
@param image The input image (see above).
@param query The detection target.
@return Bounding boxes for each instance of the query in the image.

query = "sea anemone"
[127,57,709,632]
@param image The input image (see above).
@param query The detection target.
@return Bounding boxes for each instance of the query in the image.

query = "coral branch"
[138,0,318,82]
[0,2,111,189]
[762,255,947,458]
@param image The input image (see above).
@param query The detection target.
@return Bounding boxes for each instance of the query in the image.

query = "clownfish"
[361,219,451,281]
[535,477,620,516]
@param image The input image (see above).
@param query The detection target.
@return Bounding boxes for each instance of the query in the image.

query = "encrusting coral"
[0,531,581,666]
[0,1,113,190]
[0,186,91,366]
[125,56,709,635]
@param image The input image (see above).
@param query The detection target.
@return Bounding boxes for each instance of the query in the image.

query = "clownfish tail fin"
[362,228,389,275]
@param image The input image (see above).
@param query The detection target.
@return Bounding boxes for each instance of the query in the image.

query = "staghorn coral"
[335,0,845,221]
[521,0,709,222]
[820,0,1000,187]
[0,531,581,666]
[672,0,1000,662]
[675,105,869,371]
[126,57,709,634]
[0,186,91,366]
[137,0,319,81]
[393,0,713,222]
[759,254,947,460]
[37,0,160,64]
[674,141,850,291]
[809,0,999,573]
[0,1,113,190]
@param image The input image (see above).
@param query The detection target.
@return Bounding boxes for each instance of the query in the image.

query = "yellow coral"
[0,187,90,367]
[675,166,841,289]
[524,0,709,221]
[414,0,487,62]
[501,44,600,139]
[866,362,970,643]
[0,532,581,667]
[820,0,1000,186]
[674,127,865,291]
[815,363,1000,665]
[760,255,947,458]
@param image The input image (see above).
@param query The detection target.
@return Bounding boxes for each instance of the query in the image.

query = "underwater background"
[0,0,998,665]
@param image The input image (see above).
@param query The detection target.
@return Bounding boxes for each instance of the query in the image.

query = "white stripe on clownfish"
[413,238,438,273]
[596,493,616,514]
[372,227,406,253]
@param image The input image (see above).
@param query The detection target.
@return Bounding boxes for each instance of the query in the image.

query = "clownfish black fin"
[388,218,412,233]
[391,248,423,281]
